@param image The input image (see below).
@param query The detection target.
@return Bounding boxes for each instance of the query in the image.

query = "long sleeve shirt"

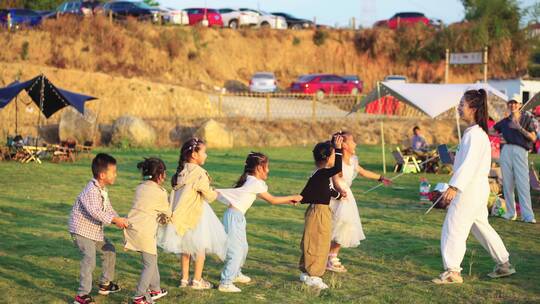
[68,179,119,242]
[300,149,343,205]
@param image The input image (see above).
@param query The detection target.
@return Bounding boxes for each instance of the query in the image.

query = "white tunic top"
[449,125,491,192]
[217,175,268,215]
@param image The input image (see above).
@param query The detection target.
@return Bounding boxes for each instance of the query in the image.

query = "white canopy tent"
[352,82,509,173]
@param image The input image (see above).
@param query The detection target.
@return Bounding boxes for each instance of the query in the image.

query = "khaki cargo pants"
[298,204,332,277]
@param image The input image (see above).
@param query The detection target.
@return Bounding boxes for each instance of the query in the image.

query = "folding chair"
[392,147,421,173]
[437,144,455,174]
[529,162,540,191]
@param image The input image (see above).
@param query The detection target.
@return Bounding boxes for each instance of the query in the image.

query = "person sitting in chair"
[411,126,429,153]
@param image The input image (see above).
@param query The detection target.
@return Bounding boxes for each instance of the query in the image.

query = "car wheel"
[351,88,359,96]
[292,24,302,30]
[261,21,270,28]
[229,19,238,29]
[316,90,325,101]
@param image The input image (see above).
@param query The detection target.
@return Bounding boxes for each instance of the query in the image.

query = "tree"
[461,0,521,42]
[143,0,160,7]
[524,2,540,24]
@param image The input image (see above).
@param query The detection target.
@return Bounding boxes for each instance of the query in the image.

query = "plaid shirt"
[68,179,118,242]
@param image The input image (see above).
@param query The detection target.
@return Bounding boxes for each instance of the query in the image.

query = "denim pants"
[220,208,248,285]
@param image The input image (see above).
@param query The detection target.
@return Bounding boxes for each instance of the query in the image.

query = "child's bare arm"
[331,175,347,198]
[258,192,302,205]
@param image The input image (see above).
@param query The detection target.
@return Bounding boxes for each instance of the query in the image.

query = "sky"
[158,0,538,28]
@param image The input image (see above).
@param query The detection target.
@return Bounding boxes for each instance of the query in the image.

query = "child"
[157,138,227,290]
[124,158,170,304]
[327,131,391,272]
[215,152,303,293]
[298,135,344,290]
[69,153,128,304]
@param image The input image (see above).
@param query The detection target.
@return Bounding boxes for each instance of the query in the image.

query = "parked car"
[160,7,189,25]
[249,72,277,93]
[102,1,161,23]
[184,8,223,27]
[374,12,430,29]
[0,9,42,28]
[238,8,287,29]
[342,75,363,93]
[384,75,408,83]
[290,74,360,99]
[270,12,313,30]
[218,8,258,28]
[46,0,102,18]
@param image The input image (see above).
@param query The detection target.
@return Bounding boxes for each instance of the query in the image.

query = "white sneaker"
[503,213,517,221]
[304,276,329,290]
[191,278,213,290]
[233,273,251,284]
[218,283,242,293]
[299,272,309,282]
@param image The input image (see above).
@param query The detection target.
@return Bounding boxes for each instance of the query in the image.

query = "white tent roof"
[357,82,509,119]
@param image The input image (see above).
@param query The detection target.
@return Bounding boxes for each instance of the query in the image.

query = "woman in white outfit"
[433,89,516,284]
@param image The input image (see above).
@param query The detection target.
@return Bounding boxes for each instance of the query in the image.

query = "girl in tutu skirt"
[157,138,227,290]
[327,131,392,272]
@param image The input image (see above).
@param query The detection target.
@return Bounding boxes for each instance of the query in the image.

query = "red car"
[290,74,361,98]
[184,8,223,27]
[375,12,430,29]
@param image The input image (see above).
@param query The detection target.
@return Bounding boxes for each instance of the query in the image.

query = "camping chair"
[437,144,455,174]
[52,140,77,163]
[76,140,93,158]
[392,147,422,173]
[529,162,540,191]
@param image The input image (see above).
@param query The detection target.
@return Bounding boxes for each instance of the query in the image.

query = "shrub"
[20,41,29,60]
[312,30,328,46]
[292,36,301,46]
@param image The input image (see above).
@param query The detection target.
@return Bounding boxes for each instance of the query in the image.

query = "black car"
[271,12,313,29]
[102,1,160,22]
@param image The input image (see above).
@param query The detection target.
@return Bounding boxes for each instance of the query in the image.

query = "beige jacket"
[170,163,217,236]
[124,181,170,255]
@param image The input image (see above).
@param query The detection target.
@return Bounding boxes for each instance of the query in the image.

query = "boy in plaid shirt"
[69,153,128,304]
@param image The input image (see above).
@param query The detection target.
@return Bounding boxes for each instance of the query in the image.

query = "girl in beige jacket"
[124,158,170,304]
[157,138,227,290]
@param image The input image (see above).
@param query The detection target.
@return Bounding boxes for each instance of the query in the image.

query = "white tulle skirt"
[329,187,366,248]
[157,202,227,260]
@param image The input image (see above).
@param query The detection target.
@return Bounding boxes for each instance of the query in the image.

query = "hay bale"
[195,119,233,148]
[111,116,156,147]
[59,108,97,143]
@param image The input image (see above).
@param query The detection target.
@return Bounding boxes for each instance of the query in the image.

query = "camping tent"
[354,82,509,119]
[351,82,509,172]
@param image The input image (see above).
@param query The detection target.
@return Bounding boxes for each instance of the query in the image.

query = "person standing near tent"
[433,89,515,284]
[493,98,537,224]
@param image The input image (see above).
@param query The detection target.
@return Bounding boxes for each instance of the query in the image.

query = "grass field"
[0,146,539,304]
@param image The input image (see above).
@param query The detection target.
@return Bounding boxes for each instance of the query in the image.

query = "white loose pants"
[441,181,510,272]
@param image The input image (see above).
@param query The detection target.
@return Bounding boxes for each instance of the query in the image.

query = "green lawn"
[0,146,539,304]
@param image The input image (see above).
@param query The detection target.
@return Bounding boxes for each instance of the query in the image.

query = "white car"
[160,7,189,25]
[249,72,278,93]
[239,8,287,29]
[384,75,408,83]
[218,8,258,28]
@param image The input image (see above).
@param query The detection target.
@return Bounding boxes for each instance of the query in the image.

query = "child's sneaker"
[131,295,151,304]
[179,279,190,288]
[304,276,329,290]
[233,273,251,284]
[73,294,95,304]
[191,278,213,290]
[218,283,242,293]
[299,272,309,282]
[98,281,121,295]
[326,257,347,273]
[150,288,168,301]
